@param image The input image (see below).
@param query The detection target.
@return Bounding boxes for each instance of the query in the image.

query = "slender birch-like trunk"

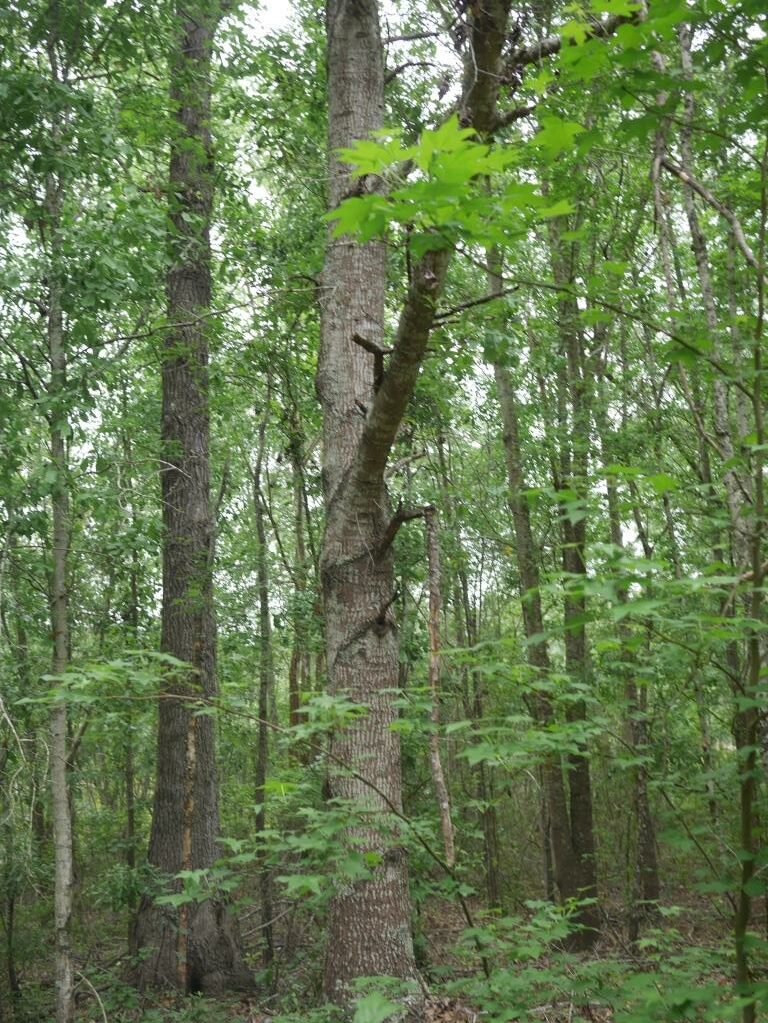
[47,182,74,1023]
[424,507,455,868]
[252,409,275,969]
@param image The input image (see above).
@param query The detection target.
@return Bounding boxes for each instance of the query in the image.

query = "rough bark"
[320,1,420,1000]
[130,2,250,995]
[319,0,515,998]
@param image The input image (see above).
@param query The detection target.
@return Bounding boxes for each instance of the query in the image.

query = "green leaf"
[611,598,664,621]
[278,874,325,897]
[539,198,576,219]
[647,472,677,494]
[534,116,585,159]
[352,992,401,1023]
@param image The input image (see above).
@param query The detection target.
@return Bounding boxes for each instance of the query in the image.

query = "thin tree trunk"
[46,149,74,1023]
[253,409,274,970]
[600,425,660,937]
[547,220,600,946]
[494,361,585,916]
[287,412,309,730]
[424,506,456,868]
[491,269,597,943]
[121,399,139,880]
[435,435,502,907]
[678,24,748,564]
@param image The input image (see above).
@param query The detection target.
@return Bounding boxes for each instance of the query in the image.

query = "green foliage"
[329,116,574,254]
[2,0,768,1020]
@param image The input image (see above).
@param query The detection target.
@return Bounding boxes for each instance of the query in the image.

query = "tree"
[318,0,425,1001]
[319,0,517,1001]
[130,0,250,994]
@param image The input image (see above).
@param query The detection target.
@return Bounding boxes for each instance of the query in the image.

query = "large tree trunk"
[319,0,516,1000]
[131,2,250,995]
[320,0,418,999]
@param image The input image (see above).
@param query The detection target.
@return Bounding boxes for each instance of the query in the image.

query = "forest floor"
[1,889,747,1022]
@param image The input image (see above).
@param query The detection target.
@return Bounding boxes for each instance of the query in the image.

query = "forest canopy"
[1,0,768,1022]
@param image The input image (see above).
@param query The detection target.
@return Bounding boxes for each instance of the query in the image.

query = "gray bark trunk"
[424,507,456,868]
[319,0,514,997]
[48,189,74,1023]
[320,2,417,997]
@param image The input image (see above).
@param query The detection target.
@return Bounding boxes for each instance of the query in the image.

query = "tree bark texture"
[319,0,515,999]
[320,0,420,1001]
[131,2,250,995]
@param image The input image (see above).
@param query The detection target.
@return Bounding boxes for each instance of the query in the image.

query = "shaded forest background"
[1,0,768,1021]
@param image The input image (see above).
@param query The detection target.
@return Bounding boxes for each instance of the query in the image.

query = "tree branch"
[376,502,427,559]
[660,158,765,278]
[353,247,450,488]
[506,11,637,70]
[385,60,434,84]
[491,103,537,132]
[434,285,519,323]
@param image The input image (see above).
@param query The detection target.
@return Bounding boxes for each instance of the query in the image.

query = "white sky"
[249,1,297,34]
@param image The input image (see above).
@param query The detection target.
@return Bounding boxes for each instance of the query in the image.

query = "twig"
[75,971,108,1023]
[385,60,434,84]
[434,285,519,323]
[385,30,441,43]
